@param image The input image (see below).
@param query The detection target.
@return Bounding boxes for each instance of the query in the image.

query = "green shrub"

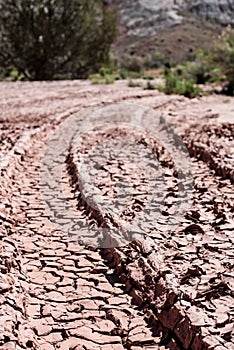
[0,65,25,81]
[208,26,234,95]
[104,74,115,84]
[163,69,202,98]
[99,58,116,77]
[8,67,25,81]
[119,55,143,73]
[128,80,142,88]
[221,32,234,95]
[173,48,228,86]
[119,69,145,79]
[175,53,213,84]
[143,52,166,69]
[127,71,145,79]
[119,68,128,79]
[181,79,202,98]
[185,61,210,84]
[90,74,104,84]
[99,67,111,77]
[142,74,155,80]
[89,73,115,84]
[164,69,178,94]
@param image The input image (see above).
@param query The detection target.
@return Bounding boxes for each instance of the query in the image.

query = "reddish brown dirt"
[0,80,233,350]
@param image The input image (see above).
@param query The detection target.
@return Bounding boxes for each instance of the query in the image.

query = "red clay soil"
[0,80,233,350]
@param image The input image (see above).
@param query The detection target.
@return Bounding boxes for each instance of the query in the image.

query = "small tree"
[0,0,117,80]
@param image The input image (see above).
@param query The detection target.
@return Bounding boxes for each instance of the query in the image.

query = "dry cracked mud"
[0,80,233,350]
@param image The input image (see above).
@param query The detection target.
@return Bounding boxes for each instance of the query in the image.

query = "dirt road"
[0,80,233,350]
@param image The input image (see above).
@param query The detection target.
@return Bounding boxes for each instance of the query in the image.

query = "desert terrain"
[0,80,233,349]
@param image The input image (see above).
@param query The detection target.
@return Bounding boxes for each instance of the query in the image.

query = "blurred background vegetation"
[91,25,234,98]
[0,0,234,97]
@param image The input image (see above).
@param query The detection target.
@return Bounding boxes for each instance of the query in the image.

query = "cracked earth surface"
[0,80,233,350]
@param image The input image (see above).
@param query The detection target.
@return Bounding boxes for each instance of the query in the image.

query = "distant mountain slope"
[111,0,234,38]
[109,0,234,64]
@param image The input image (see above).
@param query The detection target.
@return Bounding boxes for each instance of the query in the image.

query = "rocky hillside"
[112,0,234,37]
[110,0,234,64]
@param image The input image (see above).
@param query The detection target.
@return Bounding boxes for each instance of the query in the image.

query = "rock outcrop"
[115,0,183,37]
[188,0,234,26]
